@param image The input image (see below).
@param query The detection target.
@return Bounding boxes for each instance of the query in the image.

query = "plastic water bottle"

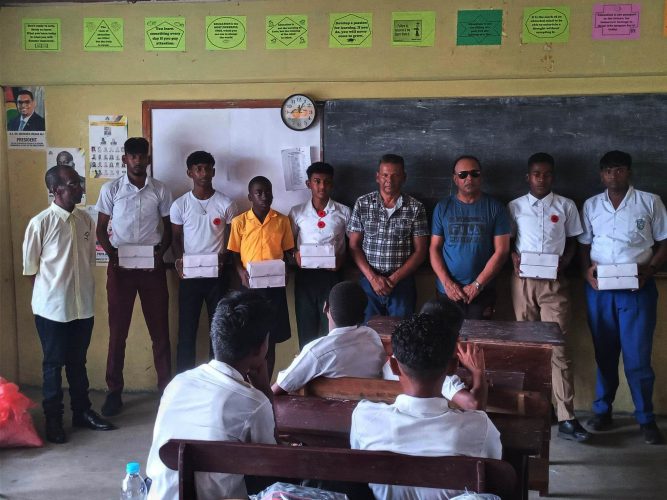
[120,462,147,500]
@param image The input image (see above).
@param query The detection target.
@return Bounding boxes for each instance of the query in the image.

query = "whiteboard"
[150,107,321,215]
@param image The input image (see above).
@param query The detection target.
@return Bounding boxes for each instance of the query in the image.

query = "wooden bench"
[159,439,519,500]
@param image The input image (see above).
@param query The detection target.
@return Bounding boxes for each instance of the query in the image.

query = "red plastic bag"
[0,377,43,448]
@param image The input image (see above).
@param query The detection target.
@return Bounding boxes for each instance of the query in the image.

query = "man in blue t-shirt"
[429,155,510,319]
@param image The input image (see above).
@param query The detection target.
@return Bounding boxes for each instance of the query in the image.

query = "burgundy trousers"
[105,265,171,393]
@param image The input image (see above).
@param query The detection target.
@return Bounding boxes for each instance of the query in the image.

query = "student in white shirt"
[23,165,114,444]
[171,151,238,373]
[289,162,351,348]
[507,153,589,442]
[146,290,277,500]
[350,312,501,500]
[272,280,386,395]
[96,137,173,417]
[578,150,667,445]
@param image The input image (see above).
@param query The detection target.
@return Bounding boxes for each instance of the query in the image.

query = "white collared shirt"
[146,360,276,500]
[275,325,386,393]
[289,198,351,256]
[578,186,667,265]
[508,192,583,255]
[22,203,95,322]
[170,191,238,255]
[96,174,172,247]
[351,395,502,500]
[382,364,465,401]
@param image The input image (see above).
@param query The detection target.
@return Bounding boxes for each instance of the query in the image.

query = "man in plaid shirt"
[348,154,429,321]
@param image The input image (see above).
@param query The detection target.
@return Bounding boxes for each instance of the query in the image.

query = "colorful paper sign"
[592,3,640,40]
[330,13,372,48]
[266,15,308,49]
[84,18,124,51]
[22,19,61,51]
[145,17,185,51]
[523,7,570,43]
[391,12,435,47]
[206,16,247,50]
[457,10,503,46]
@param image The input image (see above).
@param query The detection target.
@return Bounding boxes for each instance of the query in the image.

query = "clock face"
[281,94,317,131]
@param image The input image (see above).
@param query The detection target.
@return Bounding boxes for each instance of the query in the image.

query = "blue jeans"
[359,274,416,322]
[585,279,657,424]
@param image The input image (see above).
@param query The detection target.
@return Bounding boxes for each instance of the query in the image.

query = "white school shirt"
[508,192,583,255]
[22,203,95,322]
[170,191,238,255]
[275,325,387,393]
[578,186,667,265]
[382,363,466,402]
[289,198,351,257]
[95,174,172,247]
[350,396,502,500]
[146,360,276,500]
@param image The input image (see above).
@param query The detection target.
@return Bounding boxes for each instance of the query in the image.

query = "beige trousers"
[510,274,575,422]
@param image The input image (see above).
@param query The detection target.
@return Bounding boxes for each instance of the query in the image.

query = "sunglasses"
[455,170,481,179]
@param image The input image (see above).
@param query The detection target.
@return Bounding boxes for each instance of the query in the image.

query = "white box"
[183,266,218,278]
[247,259,285,278]
[300,243,335,257]
[596,263,638,278]
[301,256,336,269]
[119,256,155,269]
[519,264,558,280]
[249,275,286,288]
[118,245,154,258]
[183,253,218,268]
[598,276,639,290]
[520,252,559,267]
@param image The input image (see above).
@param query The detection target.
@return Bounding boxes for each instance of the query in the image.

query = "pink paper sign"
[592,3,640,39]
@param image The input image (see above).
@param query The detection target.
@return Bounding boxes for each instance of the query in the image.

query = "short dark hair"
[186,150,215,169]
[124,137,149,155]
[327,281,368,327]
[452,155,481,173]
[45,165,76,193]
[527,152,554,171]
[56,150,75,167]
[16,89,34,101]
[419,298,465,334]
[600,150,632,170]
[378,154,405,170]
[210,290,275,363]
[392,313,459,381]
[248,175,271,192]
[306,161,334,179]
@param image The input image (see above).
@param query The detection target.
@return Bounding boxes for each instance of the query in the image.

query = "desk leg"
[504,451,529,500]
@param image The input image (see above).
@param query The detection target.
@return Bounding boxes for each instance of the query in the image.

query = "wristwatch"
[473,280,484,291]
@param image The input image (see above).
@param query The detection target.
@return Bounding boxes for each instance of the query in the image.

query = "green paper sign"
[84,18,124,51]
[266,15,308,49]
[392,11,435,46]
[206,16,247,50]
[523,7,570,43]
[145,17,186,51]
[23,19,61,51]
[330,13,372,48]
[457,10,503,46]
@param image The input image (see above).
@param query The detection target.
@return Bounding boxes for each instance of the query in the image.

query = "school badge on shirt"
[636,218,645,230]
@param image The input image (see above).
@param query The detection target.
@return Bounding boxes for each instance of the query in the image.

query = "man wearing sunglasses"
[429,155,510,319]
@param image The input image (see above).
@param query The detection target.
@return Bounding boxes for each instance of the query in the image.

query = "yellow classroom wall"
[1,0,666,414]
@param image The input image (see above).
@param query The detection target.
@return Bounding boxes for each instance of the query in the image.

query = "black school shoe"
[101,392,123,417]
[558,419,591,442]
[640,421,664,445]
[73,409,117,431]
[45,416,67,444]
[587,413,613,431]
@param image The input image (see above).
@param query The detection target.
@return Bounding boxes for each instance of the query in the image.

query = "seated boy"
[351,313,501,500]
[272,281,387,395]
[146,290,276,500]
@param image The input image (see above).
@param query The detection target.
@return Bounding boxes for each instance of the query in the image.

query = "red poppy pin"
[550,215,559,223]
[317,220,326,229]
[213,217,222,226]
[317,210,326,218]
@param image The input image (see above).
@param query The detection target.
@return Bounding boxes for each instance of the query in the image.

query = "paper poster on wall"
[592,3,640,40]
[83,18,124,51]
[522,7,570,43]
[4,85,46,149]
[281,147,312,191]
[391,12,435,47]
[457,10,503,46]
[206,16,246,50]
[145,17,185,51]
[86,206,111,265]
[266,15,308,49]
[46,148,86,205]
[22,18,61,51]
[664,0,667,36]
[88,115,127,179]
[329,13,372,48]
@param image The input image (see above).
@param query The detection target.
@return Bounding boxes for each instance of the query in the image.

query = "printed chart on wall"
[88,115,127,178]
[85,206,111,265]
[3,85,46,149]
[46,148,86,205]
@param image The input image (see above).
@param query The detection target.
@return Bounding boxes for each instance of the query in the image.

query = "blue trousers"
[360,274,416,322]
[585,280,657,424]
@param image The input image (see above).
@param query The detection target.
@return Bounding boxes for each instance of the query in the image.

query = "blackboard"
[323,94,667,214]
